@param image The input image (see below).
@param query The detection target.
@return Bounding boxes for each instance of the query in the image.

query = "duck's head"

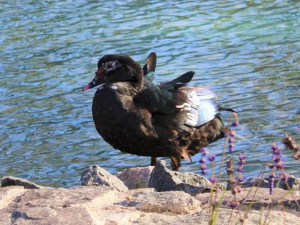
[83,55,143,91]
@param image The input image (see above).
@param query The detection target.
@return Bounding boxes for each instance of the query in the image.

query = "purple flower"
[235,175,246,183]
[228,200,239,209]
[229,143,234,153]
[209,176,219,184]
[237,166,243,172]
[271,143,277,151]
[199,157,206,164]
[228,132,236,153]
[272,143,282,164]
[235,185,242,193]
[229,130,236,138]
[273,147,282,155]
[276,160,284,169]
[200,148,208,156]
[228,138,234,144]
[271,143,282,155]
[208,154,216,162]
[238,153,246,165]
[200,164,207,175]
[269,172,275,195]
[232,114,239,128]
[272,154,281,163]
[231,121,239,127]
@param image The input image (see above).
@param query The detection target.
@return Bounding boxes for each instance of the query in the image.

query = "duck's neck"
[129,65,144,92]
[116,81,141,97]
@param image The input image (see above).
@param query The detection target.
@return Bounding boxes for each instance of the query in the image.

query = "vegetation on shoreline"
[203,112,300,225]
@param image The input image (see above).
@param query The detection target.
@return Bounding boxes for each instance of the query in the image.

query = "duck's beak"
[82,75,106,91]
[82,81,95,91]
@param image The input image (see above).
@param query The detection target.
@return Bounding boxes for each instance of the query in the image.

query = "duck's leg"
[170,156,181,171]
[150,157,157,166]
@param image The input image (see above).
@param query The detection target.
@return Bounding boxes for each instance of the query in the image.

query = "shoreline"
[1,161,299,225]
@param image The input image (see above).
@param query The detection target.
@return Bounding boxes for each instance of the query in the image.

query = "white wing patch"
[109,84,118,90]
[179,88,219,127]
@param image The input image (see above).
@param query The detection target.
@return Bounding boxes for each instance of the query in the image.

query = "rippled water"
[1,0,299,187]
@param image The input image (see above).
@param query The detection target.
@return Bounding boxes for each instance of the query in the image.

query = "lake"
[0,0,299,187]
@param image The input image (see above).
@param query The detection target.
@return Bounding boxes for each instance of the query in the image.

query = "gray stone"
[148,160,224,195]
[230,175,300,191]
[116,166,154,189]
[81,165,128,192]
[117,190,202,214]
[1,176,44,189]
[13,186,115,208]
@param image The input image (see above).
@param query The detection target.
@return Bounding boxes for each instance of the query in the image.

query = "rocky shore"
[1,160,300,225]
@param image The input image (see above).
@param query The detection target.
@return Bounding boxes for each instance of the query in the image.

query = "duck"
[83,52,235,171]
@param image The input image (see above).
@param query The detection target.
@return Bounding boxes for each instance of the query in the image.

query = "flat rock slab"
[1,179,300,224]
[0,185,120,225]
[12,186,116,208]
[117,190,202,214]
[8,206,95,225]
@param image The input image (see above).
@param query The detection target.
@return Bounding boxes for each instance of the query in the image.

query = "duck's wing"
[179,86,219,127]
[143,52,157,88]
[142,52,193,89]
[160,71,194,90]
[134,71,193,114]
[134,71,219,127]
[143,52,156,75]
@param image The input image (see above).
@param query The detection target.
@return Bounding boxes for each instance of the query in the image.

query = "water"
[1,0,299,187]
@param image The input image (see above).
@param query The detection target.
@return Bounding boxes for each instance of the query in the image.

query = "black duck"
[83,52,234,171]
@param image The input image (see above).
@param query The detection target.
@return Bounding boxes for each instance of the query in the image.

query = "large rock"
[116,166,154,189]
[0,185,118,225]
[1,176,44,189]
[148,160,224,195]
[81,165,128,192]
[118,190,202,214]
[1,176,300,224]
